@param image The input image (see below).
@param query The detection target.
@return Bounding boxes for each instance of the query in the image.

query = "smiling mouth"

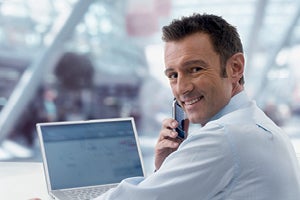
[184,96,203,106]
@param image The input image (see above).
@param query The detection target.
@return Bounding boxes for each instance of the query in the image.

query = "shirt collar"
[209,90,250,122]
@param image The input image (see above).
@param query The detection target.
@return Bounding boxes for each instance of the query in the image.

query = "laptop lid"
[36,117,145,193]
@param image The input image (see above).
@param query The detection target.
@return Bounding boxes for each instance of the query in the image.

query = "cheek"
[201,77,232,108]
[208,72,232,90]
[210,80,233,109]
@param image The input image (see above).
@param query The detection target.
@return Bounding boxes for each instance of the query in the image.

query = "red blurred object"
[126,0,171,37]
[126,11,159,37]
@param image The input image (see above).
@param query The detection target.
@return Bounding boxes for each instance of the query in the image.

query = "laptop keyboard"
[63,185,116,200]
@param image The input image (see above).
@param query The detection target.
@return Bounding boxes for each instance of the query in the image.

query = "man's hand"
[154,118,187,171]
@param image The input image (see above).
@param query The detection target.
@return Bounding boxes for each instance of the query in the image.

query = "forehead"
[164,33,219,68]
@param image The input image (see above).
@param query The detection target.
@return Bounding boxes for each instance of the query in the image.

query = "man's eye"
[168,73,178,79]
[191,67,202,73]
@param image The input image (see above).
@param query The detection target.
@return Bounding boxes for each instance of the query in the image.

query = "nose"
[176,74,193,96]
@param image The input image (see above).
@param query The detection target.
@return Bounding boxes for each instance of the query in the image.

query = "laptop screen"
[38,118,144,190]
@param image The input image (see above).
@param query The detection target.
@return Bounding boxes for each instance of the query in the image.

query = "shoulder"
[179,123,234,160]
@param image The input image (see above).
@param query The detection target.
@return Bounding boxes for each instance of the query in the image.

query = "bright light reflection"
[276,48,289,66]
[145,44,169,86]
[1,3,27,17]
[99,18,112,34]
[268,68,290,79]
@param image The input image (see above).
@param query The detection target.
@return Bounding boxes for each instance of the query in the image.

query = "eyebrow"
[182,60,208,68]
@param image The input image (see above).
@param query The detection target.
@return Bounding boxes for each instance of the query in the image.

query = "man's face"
[164,33,236,126]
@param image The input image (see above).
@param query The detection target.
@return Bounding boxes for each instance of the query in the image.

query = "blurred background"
[0,0,299,173]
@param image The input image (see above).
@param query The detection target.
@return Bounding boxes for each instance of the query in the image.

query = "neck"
[232,83,244,97]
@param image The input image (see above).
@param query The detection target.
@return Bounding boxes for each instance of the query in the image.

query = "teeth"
[185,97,201,105]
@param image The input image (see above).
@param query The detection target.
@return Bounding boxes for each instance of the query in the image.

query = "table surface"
[0,162,50,200]
[1,151,299,200]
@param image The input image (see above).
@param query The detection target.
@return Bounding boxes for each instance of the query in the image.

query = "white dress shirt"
[94,91,300,200]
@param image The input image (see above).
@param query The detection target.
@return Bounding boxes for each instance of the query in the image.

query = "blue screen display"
[41,120,143,190]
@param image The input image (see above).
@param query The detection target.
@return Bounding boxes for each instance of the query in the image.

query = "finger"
[158,128,178,141]
[159,119,178,140]
[162,118,178,129]
[156,137,180,150]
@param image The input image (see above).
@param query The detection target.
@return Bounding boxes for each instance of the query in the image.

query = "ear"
[227,53,245,83]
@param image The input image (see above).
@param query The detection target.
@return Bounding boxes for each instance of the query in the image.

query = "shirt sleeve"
[94,124,238,200]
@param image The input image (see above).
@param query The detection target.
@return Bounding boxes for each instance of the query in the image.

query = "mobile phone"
[172,99,186,139]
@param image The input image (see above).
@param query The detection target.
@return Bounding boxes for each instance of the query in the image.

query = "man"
[92,13,300,199]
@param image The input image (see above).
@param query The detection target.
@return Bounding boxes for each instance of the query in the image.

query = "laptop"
[36,117,145,200]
